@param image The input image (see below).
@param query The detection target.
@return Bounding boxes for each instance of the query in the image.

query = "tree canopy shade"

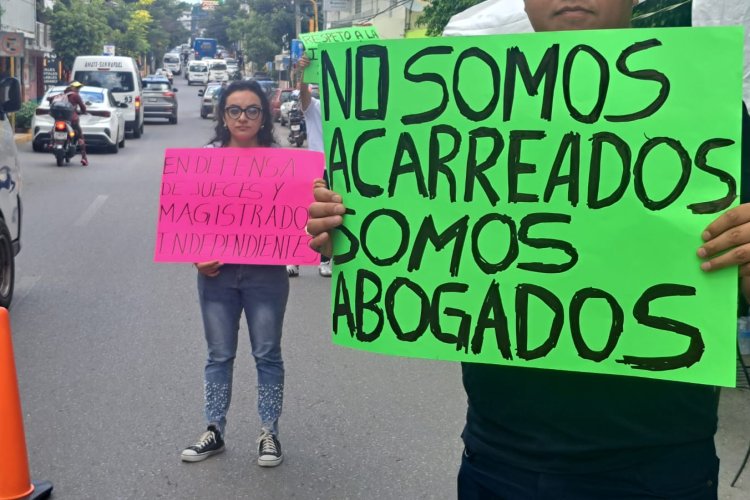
[48,0,190,71]
[418,0,485,36]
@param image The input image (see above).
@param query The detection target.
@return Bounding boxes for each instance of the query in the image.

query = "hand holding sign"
[155,147,325,266]
[307,178,345,258]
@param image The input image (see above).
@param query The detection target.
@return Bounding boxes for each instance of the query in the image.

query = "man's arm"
[296,55,312,112]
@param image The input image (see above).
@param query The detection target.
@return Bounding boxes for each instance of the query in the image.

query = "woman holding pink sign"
[180,80,288,468]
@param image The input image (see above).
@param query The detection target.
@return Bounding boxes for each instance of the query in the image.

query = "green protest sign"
[320,27,744,387]
[299,26,379,83]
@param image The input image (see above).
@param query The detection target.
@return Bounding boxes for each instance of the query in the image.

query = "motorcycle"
[48,100,80,167]
[287,102,306,148]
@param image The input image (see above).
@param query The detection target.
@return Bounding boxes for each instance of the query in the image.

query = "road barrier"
[0,307,52,500]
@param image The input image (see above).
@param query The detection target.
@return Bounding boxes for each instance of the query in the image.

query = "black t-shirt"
[462,104,750,474]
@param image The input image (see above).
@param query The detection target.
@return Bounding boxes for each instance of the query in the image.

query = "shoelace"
[258,433,278,455]
[195,430,216,449]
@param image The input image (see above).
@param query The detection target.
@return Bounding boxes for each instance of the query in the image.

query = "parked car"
[142,76,178,124]
[32,85,127,153]
[269,88,293,122]
[154,68,174,85]
[199,83,223,118]
[187,61,209,86]
[0,77,23,308]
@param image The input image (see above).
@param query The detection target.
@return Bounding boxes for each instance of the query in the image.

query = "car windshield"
[73,70,135,93]
[211,63,227,71]
[144,82,170,91]
[164,55,180,63]
[205,86,220,96]
[190,65,207,72]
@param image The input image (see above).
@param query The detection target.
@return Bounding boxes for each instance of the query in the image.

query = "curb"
[14,133,31,145]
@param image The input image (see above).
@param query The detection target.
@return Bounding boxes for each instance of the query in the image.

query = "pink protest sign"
[155,147,324,265]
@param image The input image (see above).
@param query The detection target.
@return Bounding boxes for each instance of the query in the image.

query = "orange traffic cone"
[0,307,53,500]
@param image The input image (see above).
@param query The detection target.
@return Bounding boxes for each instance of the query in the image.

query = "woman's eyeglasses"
[225,105,263,120]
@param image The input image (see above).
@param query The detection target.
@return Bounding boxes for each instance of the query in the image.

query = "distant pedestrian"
[181,80,289,468]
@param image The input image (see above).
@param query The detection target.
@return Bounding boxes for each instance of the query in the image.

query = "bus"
[193,38,218,61]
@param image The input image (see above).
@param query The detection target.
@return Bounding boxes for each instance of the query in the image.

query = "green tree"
[215,0,295,68]
[146,0,191,64]
[115,8,153,59]
[418,0,484,36]
[49,0,111,71]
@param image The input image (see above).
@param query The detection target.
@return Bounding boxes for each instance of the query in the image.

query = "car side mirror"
[198,89,204,96]
[172,88,178,93]
[0,77,22,117]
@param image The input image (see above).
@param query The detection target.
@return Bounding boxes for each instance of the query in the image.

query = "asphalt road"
[8,76,750,499]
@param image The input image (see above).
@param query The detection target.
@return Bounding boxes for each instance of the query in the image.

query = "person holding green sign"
[306,0,750,498]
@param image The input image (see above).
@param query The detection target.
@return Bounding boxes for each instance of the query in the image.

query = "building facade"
[323,0,428,39]
[0,0,55,101]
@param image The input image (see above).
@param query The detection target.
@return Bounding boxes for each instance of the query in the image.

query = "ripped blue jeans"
[197,264,289,437]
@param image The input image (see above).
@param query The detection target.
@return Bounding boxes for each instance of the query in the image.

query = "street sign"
[103,45,115,56]
[0,32,25,57]
[324,0,351,11]
[43,67,58,85]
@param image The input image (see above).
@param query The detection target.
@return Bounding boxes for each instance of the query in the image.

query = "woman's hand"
[697,204,750,274]
[195,261,223,277]
[307,178,346,258]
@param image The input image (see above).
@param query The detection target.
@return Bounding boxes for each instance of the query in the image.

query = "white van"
[163,53,182,75]
[71,56,145,138]
[187,61,209,86]
[206,59,228,82]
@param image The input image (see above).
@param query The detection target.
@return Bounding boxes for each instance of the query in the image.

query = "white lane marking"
[10,275,41,311]
[74,195,109,227]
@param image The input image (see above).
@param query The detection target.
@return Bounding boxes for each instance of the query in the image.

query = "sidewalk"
[718,387,750,498]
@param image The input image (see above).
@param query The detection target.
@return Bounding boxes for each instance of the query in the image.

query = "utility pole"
[294,1,302,38]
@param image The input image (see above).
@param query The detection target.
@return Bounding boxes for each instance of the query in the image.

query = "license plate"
[291,125,300,131]
[54,131,67,140]
[148,98,157,102]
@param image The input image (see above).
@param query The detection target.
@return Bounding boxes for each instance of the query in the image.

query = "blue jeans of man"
[197,264,289,437]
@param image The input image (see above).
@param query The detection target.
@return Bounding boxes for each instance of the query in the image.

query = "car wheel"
[132,122,142,139]
[119,135,125,148]
[200,111,208,119]
[32,141,44,152]
[0,219,15,308]
[170,114,178,124]
[108,142,119,154]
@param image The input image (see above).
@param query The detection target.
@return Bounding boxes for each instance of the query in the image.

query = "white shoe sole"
[181,446,225,462]
[257,455,283,467]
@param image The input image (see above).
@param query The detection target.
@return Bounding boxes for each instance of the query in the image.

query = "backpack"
[50,92,74,121]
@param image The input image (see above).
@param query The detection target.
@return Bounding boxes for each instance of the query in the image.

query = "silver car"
[142,77,179,124]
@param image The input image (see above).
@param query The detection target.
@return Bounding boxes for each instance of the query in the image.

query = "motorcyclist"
[50,81,89,166]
